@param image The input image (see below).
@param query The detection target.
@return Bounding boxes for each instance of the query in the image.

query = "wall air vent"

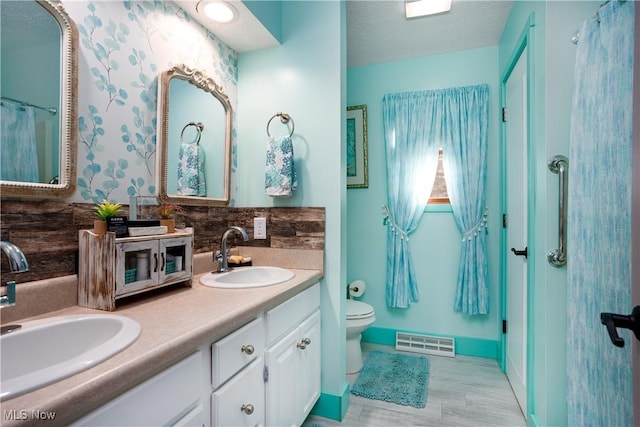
[395,332,455,357]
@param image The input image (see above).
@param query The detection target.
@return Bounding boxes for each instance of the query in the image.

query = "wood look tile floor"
[303,343,526,427]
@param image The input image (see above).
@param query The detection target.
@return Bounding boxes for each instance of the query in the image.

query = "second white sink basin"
[200,266,295,288]
[1,314,141,401]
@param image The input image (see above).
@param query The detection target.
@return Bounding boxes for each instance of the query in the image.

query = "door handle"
[511,247,528,259]
[600,306,640,348]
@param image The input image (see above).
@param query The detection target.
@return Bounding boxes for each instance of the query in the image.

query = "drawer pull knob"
[241,404,254,415]
[241,345,255,355]
[297,337,311,350]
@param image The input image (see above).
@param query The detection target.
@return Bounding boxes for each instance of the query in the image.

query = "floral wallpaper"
[62,0,238,204]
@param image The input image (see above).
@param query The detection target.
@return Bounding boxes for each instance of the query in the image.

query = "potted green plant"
[93,200,122,236]
[157,202,184,233]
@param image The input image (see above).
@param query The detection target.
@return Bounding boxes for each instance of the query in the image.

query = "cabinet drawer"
[72,351,203,426]
[212,317,264,389]
[211,357,264,427]
[266,282,319,345]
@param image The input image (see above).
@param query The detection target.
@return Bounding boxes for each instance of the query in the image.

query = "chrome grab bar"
[547,155,568,267]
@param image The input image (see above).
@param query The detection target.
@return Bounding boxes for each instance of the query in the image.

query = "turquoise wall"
[346,46,502,350]
[237,0,348,419]
[499,1,598,426]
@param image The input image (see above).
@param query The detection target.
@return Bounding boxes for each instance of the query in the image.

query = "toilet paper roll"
[348,280,366,298]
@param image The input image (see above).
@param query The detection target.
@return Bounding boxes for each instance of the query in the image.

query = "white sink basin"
[200,266,295,288]
[1,314,141,400]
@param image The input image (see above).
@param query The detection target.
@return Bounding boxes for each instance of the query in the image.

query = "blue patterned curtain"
[382,85,489,309]
[566,1,635,426]
[441,85,490,315]
[382,92,440,308]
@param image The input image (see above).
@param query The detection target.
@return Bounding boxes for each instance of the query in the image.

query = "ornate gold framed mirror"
[156,64,232,206]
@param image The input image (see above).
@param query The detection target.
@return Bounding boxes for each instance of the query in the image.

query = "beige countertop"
[1,248,323,427]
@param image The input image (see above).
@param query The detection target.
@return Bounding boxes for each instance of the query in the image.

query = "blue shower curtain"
[382,91,440,308]
[1,102,39,182]
[566,1,634,426]
[441,85,490,315]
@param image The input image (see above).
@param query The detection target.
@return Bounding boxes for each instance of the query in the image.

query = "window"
[428,148,449,204]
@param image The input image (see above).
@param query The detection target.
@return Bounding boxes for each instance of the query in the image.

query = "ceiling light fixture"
[196,1,238,24]
[405,0,452,19]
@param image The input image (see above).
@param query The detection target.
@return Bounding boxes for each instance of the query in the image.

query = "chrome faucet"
[1,241,29,307]
[215,226,249,273]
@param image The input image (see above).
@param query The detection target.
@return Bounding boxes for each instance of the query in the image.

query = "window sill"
[425,204,452,213]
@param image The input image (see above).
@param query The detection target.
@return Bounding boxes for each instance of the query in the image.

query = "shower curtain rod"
[0,95,57,115]
[571,0,619,44]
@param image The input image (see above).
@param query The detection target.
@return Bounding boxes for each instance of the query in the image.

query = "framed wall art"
[346,104,368,188]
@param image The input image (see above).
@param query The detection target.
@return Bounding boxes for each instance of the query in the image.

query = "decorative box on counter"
[78,227,193,311]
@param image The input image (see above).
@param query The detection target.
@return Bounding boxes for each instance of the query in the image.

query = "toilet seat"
[347,300,374,320]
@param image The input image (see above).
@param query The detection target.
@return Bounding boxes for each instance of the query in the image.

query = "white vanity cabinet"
[71,351,206,427]
[78,228,193,311]
[69,280,320,427]
[265,283,321,427]
[209,282,321,427]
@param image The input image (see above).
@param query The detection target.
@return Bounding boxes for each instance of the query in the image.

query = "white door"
[505,46,528,416]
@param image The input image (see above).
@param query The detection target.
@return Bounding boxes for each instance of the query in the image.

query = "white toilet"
[346,299,376,374]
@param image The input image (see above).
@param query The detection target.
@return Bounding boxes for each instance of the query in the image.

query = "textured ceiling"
[174,1,513,68]
[347,0,514,67]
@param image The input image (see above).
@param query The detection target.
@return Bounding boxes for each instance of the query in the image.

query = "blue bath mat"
[351,351,429,408]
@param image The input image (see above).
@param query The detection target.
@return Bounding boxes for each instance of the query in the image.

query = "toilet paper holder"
[347,280,366,298]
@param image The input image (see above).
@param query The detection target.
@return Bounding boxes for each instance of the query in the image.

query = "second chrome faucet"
[215,226,249,273]
[1,241,29,308]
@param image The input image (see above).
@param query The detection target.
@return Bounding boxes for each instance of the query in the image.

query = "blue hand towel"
[177,141,206,196]
[265,136,297,197]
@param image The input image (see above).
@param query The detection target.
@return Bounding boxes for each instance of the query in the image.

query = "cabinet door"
[159,236,193,285]
[212,357,264,427]
[265,327,299,427]
[298,310,321,421]
[116,240,159,296]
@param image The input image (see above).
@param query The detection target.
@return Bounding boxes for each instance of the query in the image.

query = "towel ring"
[181,122,204,145]
[266,112,295,138]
